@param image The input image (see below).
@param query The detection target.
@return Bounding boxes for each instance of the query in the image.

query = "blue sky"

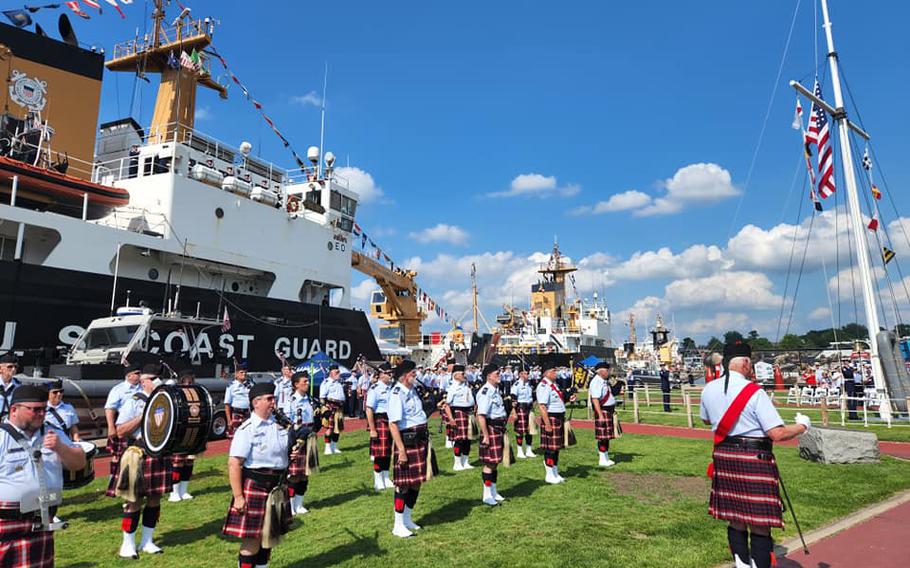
[23,0,910,342]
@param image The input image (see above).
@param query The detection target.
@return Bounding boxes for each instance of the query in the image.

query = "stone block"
[798,427,880,464]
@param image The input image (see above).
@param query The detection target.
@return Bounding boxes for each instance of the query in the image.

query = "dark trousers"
[845,381,858,420]
[662,390,671,412]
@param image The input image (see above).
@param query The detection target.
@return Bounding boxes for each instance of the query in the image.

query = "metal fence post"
[840,392,846,427]
[633,390,640,424]
[684,388,693,429]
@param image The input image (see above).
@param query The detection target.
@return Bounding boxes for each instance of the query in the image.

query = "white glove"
[794,412,811,431]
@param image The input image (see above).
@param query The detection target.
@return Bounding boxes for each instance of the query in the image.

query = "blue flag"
[3,10,33,27]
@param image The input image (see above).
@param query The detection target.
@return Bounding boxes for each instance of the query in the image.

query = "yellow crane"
[351,251,426,346]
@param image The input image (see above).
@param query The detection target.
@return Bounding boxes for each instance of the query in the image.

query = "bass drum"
[63,441,98,490]
[142,384,213,457]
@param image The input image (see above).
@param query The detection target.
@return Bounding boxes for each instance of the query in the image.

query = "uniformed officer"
[436,362,454,448]
[104,363,142,497]
[443,364,475,471]
[700,342,811,568]
[476,364,508,506]
[225,362,252,437]
[366,362,394,491]
[319,364,346,455]
[588,362,617,467]
[659,363,672,412]
[169,368,201,502]
[387,360,428,538]
[273,360,294,414]
[222,382,294,568]
[0,352,22,420]
[536,356,570,484]
[287,371,317,516]
[114,364,172,558]
[45,380,80,442]
[510,367,536,459]
[0,385,85,567]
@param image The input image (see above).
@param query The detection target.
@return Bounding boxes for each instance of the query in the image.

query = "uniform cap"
[482,363,499,378]
[11,384,47,404]
[48,379,64,391]
[140,363,162,377]
[393,360,416,379]
[377,362,392,373]
[452,364,465,374]
[249,382,273,401]
[235,361,249,371]
[594,362,611,371]
[0,352,18,365]
[291,370,309,383]
[125,362,142,374]
[723,341,752,361]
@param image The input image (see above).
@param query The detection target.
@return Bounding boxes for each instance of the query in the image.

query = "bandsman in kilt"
[0,385,86,568]
[273,360,294,415]
[476,364,508,506]
[225,362,252,437]
[169,369,201,502]
[319,364,346,455]
[366,362,395,491]
[113,364,173,558]
[387,360,428,538]
[509,367,536,458]
[223,382,294,568]
[287,371,317,516]
[443,364,475,471]
[536,357,569,484]
[588,362,617,467]
[700,342,810,568]
[104,363,141,496]
[436,361,454,448]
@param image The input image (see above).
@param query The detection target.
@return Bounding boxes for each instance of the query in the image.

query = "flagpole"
[318,62,328,179]
[819,0,890,406]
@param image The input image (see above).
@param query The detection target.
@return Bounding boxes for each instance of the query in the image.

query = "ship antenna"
[318,62,328,178]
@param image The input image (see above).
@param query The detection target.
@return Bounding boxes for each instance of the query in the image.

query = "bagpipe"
[414,377,442,417]
[273,407,320,475]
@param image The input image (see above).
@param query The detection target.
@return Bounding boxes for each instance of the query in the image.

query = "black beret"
[452,364,465,374]
[723,341,752,360]
[11,384,47,404]
[328,363,339,371]
[377,362,392,373]
[140,363,161,377]
[482,363,498,378]
[0,352,18,364]
[291,370,309,383]
[235,361,249,371]
[538,354,558,372]
[594,362,611,371]
[249,382,273,401]
[393,360,416,379]
[125,362,142,374]
[48,379,64,391]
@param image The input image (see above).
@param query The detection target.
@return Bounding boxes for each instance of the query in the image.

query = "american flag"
[805,79,836,199]
[221,307,232,332]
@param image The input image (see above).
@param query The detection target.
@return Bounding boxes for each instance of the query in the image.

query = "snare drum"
[142,384,213,457]
[64,441,98,490]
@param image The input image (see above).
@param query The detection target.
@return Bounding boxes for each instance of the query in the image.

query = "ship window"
[371,291,386,303]
[148,268,159,280]
[77,325,139,351]
[231,282,240,292]
[335,217,353,232]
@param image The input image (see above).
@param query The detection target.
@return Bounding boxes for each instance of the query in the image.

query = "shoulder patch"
[392,386,401,394]
[369,383,378,390]
[238,421,252,431]
[480,387,488,395]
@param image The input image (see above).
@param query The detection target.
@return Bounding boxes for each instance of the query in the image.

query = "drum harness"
[0,423,67,532]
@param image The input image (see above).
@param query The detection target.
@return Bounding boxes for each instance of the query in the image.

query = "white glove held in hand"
[794,412,811,431]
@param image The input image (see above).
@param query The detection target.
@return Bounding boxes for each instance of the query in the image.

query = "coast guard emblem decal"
[9,70,48,112]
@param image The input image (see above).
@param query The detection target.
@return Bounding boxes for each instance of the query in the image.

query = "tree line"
[678,323,910,353]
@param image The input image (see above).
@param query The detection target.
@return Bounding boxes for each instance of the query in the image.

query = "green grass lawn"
[55,421,910,568]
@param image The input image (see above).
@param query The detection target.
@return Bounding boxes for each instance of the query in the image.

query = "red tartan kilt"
[709,444,784,528]
[139,454,173,498]
[594,408,616,441]
[223,476,290,540]
[229,408,251,434]
[287,451,307,478]
[105,436,130,497]
[539,413,565,451]
[369,415,392,459]
[0,516,54,568]
[479,422,506,466]
[514,404,531,435]
[451,408,471,441]
[393,425,428,487]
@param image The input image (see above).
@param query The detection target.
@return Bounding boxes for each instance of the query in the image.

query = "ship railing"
[286,168,350,192]
[111,18,215,61]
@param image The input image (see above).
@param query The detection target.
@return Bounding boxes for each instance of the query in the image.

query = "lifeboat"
[0,155,130,219]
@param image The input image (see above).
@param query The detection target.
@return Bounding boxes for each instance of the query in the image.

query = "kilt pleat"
[222,477,290,539]
[479,422,506,466]
[139,454,173,498]
[708,444,784,528]
[0,517,54,568]
[594,408,616,441]
[539,413,565,451]
[393,425,428,487]
[451,408,471,441]
[105,436,130,497]
[369,415,392,459]
[514,404,531,436]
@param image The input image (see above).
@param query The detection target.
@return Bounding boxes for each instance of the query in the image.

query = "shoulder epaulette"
[480,387,488,395]
[392,386,400,394]
[238,421,252,431]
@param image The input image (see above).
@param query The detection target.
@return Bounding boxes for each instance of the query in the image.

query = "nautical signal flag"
[862,148,872,171]
[883,247,896,265]
[66,1,90,19]
[868,217,879,231]
[871,184,882,200]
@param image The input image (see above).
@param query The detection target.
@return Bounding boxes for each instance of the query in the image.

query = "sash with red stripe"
[706,381,761,478]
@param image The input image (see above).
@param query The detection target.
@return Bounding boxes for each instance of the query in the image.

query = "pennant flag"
[27,4,63,14]
[120,0,131,3]
[166,51,179,69]
[2,10,33,27]
[868,217,879,231]
[862,148,872,171]
[361,234,367,248]
[871,184,882,200]
[792,98,803,130]
[102,0,124,17]
[82,0,101,9]
[190,48,201,69]
[805,79,836,199]
[883,247,896,265]
[66,1,90,18]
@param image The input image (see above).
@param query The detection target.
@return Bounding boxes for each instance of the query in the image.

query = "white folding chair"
[786,386,800,405]
[800,386,815,406]
[814,388,828,406]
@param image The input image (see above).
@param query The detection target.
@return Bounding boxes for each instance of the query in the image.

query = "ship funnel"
[307,146,320,165]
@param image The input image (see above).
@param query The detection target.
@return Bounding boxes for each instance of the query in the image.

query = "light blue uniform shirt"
[46,402,79,431]
[438,373,451,392]
[229,413,289,469]
[536,379,566,413]
[0,379,21,417]
[699,371,784,438]
[510,380,534,404]
[475,383,507,419]
[387,383,427,429]
[366,381,392,414]
[273,377,293,412]
[319,377,345,402]
[103,380,140,411]
[288,392,314,425]
[225,380,251,409]
[588,376,615,407]
[0,421,70,502]
[115,392,149,440]
[446,381,474,409]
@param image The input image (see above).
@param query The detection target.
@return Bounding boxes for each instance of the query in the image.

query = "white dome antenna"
[324,151,335,168]
[307,146,320,165]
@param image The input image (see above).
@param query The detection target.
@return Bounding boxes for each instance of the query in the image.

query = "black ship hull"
[0,260,381,371]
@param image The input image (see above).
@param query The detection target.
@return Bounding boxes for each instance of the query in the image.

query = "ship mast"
[791,0,889,408]
[471,262,479,334]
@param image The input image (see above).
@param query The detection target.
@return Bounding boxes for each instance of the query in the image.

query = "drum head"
[77,441,97,458]
[142,387,177,456]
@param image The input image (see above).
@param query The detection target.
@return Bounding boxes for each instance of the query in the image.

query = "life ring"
[287,198,300,213]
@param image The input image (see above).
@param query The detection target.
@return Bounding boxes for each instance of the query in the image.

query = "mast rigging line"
[775,173,808,343]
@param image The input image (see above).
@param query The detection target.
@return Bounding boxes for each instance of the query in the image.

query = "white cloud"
[488,173,580,199]
[684,312,752,335]
[408,224,469,246]
[570,190,652,215]
[290,91,322,107]
[637,163,739,216]
[350,279,377,302]
[809,307,831,321]
[195,106,212,121]
[335,166,384,204]
[607,244,729,281]
[665,271,784,310]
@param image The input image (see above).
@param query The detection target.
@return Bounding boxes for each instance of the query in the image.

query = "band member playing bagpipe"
[436,360,454,448]
[536,356,573,484]
[509,367,536,459]
[286,371,319,516]
[223,383,295,568]
[273,359,295,414]
[588,362,617,468]
[366,362,395,492]
[443,364,475,471]
[113,364,172,558]
[319,364,346,455]
[169,369,201,502]
[387,360,430,538]
[0,385,86,568]
[699,341,811,568]
[104,363,142,497]
[476,364,508,506]
[225,362,253,437]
